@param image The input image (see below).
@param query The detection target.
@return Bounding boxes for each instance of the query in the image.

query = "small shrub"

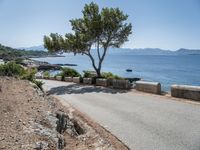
[43,71,50,77]
[32,79,44,91]
[14,58,24,64]
[0,61,43,91]
[83,71,97,78]
[101,72,123,80]
[83,71,91,78]
[59,67,81,80]
[21,67,37,81]
[0,61,25,77]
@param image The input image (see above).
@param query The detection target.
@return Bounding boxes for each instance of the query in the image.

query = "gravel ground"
[0,77,128,150]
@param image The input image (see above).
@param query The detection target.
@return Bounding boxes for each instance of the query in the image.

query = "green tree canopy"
[44,2,132,77]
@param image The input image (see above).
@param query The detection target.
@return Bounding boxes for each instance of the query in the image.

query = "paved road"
[42,79,200,150]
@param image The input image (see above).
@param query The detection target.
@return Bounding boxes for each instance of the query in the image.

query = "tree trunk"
[85,46,108,78]
[96,68,101,77]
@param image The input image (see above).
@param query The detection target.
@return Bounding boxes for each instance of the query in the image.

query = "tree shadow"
[47,83,128,95]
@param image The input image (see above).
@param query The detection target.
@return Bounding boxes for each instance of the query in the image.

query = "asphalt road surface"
[42,79,200,150]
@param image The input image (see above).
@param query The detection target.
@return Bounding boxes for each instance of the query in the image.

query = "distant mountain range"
[108,48,200,55]
[20,45,200,55]
[19,45,47,51]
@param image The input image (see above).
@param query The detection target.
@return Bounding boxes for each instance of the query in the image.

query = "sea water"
[32,52,200,91]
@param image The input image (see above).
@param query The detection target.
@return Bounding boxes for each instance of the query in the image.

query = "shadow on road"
[47,84,128,95]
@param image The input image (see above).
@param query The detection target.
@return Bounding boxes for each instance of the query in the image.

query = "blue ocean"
[33,52,200,91]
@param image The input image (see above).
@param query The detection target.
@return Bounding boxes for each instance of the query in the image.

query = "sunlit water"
[32,53,200,91]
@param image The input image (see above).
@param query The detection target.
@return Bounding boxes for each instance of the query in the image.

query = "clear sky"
[0,0,200,50]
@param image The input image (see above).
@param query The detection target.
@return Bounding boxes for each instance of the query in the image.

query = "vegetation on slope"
[0,43,53,61]
[0,61,43,90]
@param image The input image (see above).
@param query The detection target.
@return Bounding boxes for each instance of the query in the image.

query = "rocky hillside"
[0,77,128,150]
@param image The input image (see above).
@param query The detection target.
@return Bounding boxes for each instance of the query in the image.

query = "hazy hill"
[0,44,51,61]
[174,48,200,55]
[18,45,47,51]
[22,45,200,55]
[108,48,200,55]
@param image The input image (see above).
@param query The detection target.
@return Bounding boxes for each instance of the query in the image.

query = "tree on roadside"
[44,2,132,77]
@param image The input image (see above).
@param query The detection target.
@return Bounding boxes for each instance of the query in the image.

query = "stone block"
[136,81,161,94]
[96,78,108,87]
[64,77,73,82]
[171,84,200,101]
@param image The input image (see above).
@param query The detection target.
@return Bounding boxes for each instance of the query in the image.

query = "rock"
[55,111,85,136]
[34,141,48,150]
[57,134,65,149]
[56,112,68,134]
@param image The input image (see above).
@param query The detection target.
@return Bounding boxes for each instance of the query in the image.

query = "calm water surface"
[33,53,200,91]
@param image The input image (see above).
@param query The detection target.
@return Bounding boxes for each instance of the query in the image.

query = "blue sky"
[0,0,200,50]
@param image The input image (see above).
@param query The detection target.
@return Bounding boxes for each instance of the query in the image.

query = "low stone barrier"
[35,75,42,79]
[43,76,49,79]
[107,79,113,86]
[83,78,93,85]
[112,79,131,89]
[135,81,161,94]
[96,78,108,87]
[56,76,62,81]
[171,84,200,101]
[64,77,73,82]
[73,77,82,83]
[49,76,55,80]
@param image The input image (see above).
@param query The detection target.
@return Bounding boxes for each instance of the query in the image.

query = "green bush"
[32,79,43,91]
[0,61,25,76]
[22,67,37,81]
[14,58,24,64]
[101,72,123,80]
[83,71,95,78]
[83,71,91,78]
[59,67,81,80]
[0,62,43,91]
[43,71,50,77]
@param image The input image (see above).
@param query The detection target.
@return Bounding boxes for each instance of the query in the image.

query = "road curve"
[42,79,200,150]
